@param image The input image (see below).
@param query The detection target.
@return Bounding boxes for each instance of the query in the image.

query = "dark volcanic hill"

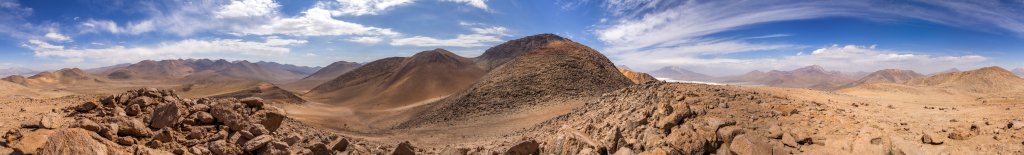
[305,49,486,109]
[283,61,362,92]
[475,34,572,70]
[722,65,859,90]
[402,34,633,127]
[838,69,924,89]
[649,66,712,81]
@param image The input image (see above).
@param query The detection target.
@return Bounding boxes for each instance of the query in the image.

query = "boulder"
[921,133,943,145]
[766,125,783,139]
[282,134,303,145]
[109,117,151,137]
[196,112,215,125]
[260,110,286,133]
[612,147,634,155]
[243,135,273,152]
[249,125,269,137]
[257,141,289,155]
[729,134,771,155]
[505,140,539,155]
[153,128,174,143]
[71,118,102,132]
[75,102,99,112]
[209,140,241,155]
[781,133,799,148]
[10,130,54,154]
[309,143,332,155]
[392,141,416,155]
[150,103,182,129]
[125,104,141,116]
[240,97,265,108]
[947,129,971,140]
[211,103,246,131]
[329,138,349,152]
[37,128,111,155]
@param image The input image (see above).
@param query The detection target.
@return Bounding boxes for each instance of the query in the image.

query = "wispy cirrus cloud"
[26,37,306,64]
[596,0,1022,74]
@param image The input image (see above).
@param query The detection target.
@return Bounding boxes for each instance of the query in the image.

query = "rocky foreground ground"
[3,83,1024,154]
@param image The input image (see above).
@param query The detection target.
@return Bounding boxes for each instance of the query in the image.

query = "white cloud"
[323,0,413,16]
[470,26,509,36]
[622,44,989,76]
[234,7,399,37]
[595,0,1024,75]
[27,37,306,64]
[44,32,71,42]
[390,34,501,47]
[347,36,384,44]
[215,0,280,18]
[442,0,489,10]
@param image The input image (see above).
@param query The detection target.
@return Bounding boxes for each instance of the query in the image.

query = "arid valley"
[1,34,1024,155]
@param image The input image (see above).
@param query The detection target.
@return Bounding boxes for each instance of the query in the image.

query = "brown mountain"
[3,68,100,86]
[102,59,312,84]
[209,82,306,104]
[402,34,633,126]
[649,66,712,81]
[838,69,924,89]
[618,67,658,84]
[906,66,1024,94]
[305,49,486,109]
[475,34,571,70]
[282,61,362,93]
[722,65,858,90]
[0,67,37,77]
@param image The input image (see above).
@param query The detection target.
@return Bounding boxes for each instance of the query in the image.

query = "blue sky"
[1,0,1023,75]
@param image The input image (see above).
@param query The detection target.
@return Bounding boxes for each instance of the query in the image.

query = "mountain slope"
[618,67,658,84]
[838,69,924,89]
[3,68,101,86]
[282,61,361,92]
[402,34,633,127]
[722,65,858,90]
[905,66,1024,94]
[305,49,486,109]
[102,59,313,84]
[649,66,712,81]
[475,34,571,70]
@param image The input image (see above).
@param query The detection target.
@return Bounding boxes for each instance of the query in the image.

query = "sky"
[1,0,1023,76]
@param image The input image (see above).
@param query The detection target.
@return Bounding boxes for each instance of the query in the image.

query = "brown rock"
[150,103,181,129]
[75,101,99,112]
[109,117,151,137]
[243,135,273,152]
[153,128,174,143]
[947,129,971,140]
[191,104,210,113]
[729,134,771,155]
[209,140,241,155]
[792,131,812,144]
[71,118,102,132]
[260,110,286,133]
[1009,121,1024,130]
[240,97,265,108]
[196,112,215,125]
[505,140,539,155]
[392,141,416,155]
[211,103,246,131]
[125,104,141,116]
[10,130,54,154]
[781,133,799,148]
[717,126,746,143]
[766,125,783,139]
[37,128,112,155]
[282,134,302,145]
[250,125,269,136]
[257,140,289,155]
[921,133,943,145]
[613,147,634,155]
[329,138,349,152]
[113,107,126,116]
[309,143,332,155]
